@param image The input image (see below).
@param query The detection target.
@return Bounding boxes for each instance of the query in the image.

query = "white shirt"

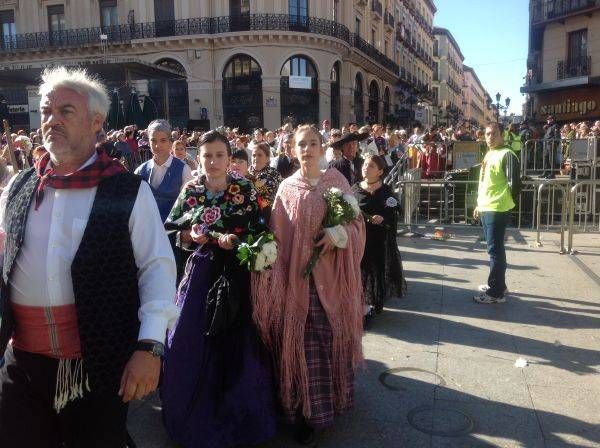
[147,154,193,190]
[0,153,180,343]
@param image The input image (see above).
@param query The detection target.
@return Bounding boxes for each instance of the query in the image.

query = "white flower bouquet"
[302,187,360,278]
[235,231,278,272]
[191,224,278,272]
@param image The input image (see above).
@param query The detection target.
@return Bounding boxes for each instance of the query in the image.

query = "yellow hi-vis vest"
[503,131,522,154]
[477,147,516,212]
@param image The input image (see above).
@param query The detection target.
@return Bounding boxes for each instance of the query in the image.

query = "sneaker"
[473,292,506,304]
[478,285,509,295]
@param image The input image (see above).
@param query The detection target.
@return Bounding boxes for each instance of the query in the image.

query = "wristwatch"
[135,341,165,357]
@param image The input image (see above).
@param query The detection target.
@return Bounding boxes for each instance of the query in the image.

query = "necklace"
[366,179,381,185]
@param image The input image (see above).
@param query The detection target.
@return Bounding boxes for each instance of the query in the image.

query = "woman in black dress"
[352,155,406,315]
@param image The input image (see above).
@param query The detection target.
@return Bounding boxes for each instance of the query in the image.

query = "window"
[47,5,65,33]
[289,0,308,18]
[154,0,175,37]
[100,0,118,28]
[154,0,174,21]
[384,39,388,56]
[567,29,587,64]
[0,9,15,49]
[230,0,250,16]
[333,0,339,21]
[280,56,317,77]
[355,17,361,36]
[371,28,376,46]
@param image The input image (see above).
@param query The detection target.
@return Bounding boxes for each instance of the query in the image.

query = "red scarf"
[35,149,127,210]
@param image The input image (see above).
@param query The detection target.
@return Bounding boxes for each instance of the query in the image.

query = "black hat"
[330,132,368,148]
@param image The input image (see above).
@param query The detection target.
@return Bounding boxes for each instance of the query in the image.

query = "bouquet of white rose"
[302,187,360,278]
[236,231,278,272]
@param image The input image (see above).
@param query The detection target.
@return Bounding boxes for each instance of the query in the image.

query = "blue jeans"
[480,211,510,298]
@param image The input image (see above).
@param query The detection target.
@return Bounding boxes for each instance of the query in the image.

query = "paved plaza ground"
[129,227,600,448]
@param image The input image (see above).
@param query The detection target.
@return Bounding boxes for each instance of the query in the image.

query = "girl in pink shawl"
[253,125,366,445]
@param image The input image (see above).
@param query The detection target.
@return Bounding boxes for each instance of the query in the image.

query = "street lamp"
[494,93,511,124]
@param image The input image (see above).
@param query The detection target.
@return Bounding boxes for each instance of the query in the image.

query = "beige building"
[462,65,488,127]
[483,92,496,124]
[394,0,436,128]
[0,0,401,131]
[522,0,600,123]
[431,26,464,126]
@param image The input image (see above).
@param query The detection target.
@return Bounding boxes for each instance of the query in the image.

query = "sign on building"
[288,76,312,90]
[8,104,28,114]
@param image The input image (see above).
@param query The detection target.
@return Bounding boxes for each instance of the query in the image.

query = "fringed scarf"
[252,168,366,417]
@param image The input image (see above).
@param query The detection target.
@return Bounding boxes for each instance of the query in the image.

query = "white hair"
[147,119,172,137]
[38,66,110,120]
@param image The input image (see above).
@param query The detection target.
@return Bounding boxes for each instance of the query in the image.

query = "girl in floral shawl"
[160,131,276,448]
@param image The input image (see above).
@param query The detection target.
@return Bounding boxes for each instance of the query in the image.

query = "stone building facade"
[0,0,404,131]
[393,0,436,128]
[522,0,600,124]
[462,65,488,128]
[431,26,465,126]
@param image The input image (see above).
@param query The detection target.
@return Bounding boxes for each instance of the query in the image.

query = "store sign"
[536,86,600,121]
[540,100,597,116]
[8,104,28,114]
[289,76,312,89]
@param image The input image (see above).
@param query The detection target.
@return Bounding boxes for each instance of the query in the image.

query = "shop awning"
[0,58,186,87]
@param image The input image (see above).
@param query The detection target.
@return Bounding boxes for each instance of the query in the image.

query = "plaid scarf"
[35,149,127,210]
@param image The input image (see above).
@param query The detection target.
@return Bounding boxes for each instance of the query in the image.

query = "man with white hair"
[0,67,179,447]
[135,119,193,222]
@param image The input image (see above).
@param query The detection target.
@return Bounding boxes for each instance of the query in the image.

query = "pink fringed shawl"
[252,168,366,416]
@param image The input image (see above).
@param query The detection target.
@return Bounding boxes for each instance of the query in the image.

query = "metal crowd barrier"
[521,138,598,178]
[567,180,600,254]
[391,175,600,253]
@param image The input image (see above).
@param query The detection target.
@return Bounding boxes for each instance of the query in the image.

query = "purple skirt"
[160,247,276,448]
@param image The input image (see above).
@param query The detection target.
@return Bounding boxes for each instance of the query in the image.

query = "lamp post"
[495,93,511,125]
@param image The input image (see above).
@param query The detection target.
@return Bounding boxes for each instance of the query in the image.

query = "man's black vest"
[0,168,143,394]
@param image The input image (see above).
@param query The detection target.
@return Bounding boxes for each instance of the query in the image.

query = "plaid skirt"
[285,283,354,429]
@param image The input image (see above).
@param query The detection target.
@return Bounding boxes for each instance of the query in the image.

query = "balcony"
[371,0,383,20]
[531,0,600,25]
[0,14,399,75]
[557,55,592,79]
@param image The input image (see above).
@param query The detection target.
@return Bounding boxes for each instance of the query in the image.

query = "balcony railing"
[531,0,600,24]
[557,55,592,79]
[371,0,383,18]
[0,14,398,75]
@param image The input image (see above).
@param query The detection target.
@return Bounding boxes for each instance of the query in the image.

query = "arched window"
[280,55,319,125]
[368,80,380,123]
[330,62,341,128]
[383,87,391,121]
[148,58,189,129]
[354,73,364,124]
[222,54,264,132]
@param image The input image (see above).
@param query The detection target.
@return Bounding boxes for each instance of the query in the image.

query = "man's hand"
[473,206,480,220]
[118,350,161,403]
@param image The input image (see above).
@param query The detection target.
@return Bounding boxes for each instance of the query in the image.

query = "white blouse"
[0,154,179,343]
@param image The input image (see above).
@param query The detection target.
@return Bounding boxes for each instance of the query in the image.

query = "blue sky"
[433,0,529,116]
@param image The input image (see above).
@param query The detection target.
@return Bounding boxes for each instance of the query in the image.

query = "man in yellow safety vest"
[473,122,521,304]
